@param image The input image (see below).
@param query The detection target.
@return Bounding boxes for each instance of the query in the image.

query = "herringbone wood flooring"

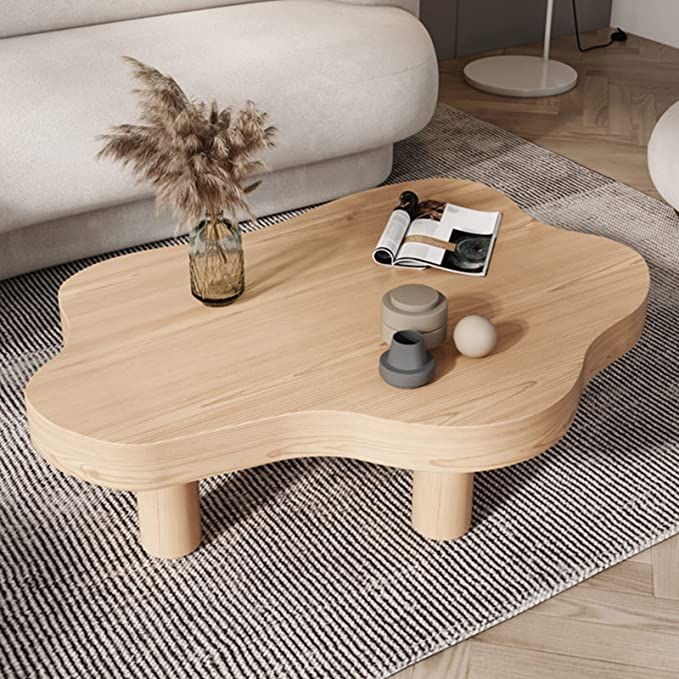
[439,29,679,201]
[396,29,679,679]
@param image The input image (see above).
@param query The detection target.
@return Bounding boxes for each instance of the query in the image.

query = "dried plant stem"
[97,58,277,229]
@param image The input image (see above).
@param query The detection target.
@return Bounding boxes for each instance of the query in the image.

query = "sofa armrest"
[331,0,420,18]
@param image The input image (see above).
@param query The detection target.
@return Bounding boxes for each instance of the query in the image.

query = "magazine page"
[394,200,501,276]
[372,192,419,266]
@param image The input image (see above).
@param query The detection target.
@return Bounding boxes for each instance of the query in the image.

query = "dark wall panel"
[420,1,458,60]
[420,0,612,59]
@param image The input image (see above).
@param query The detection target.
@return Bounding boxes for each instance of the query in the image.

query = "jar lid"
[381,284,448,333]
[389,284,440,313]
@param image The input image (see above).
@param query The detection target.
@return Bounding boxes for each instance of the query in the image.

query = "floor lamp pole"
[543,0,553,61]
[463,0,577,98]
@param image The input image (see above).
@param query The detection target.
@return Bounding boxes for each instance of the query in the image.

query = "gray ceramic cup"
[379,330,436,389]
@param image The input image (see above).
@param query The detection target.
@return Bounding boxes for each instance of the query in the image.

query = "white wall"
[611,0,679,48]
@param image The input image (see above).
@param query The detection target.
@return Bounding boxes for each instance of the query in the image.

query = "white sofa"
[0,0,437,279]
[648,101,679,213]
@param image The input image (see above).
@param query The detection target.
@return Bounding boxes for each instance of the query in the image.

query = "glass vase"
[188,213,244,306]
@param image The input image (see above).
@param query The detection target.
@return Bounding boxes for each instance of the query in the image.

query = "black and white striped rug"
[2,105,679,678]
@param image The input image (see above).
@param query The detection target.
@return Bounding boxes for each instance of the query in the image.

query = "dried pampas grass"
[97,57,276,227]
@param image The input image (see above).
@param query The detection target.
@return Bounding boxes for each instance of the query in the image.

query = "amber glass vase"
[189,213,244,306]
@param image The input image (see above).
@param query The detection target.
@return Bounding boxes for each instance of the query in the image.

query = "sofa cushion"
[1,0,418,38]
[1,0,266,39]
[0,0,436,233]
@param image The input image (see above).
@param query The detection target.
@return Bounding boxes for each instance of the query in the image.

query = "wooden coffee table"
[25,179,649,558]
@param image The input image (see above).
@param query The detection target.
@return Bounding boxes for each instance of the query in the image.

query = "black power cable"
[572,0,627,52]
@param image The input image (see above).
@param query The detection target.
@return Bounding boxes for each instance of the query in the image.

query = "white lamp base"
[464,55,578,98]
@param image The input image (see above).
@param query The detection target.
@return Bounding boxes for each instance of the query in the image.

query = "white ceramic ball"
[453,315,496,358]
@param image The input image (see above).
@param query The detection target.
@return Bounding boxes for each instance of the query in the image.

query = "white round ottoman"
[648,101,679,211]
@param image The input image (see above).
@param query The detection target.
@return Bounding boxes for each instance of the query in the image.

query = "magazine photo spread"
[372,190,502,276]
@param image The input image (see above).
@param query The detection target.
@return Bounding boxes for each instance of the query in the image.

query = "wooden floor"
[396,30,679,679]
[439,28,679,201]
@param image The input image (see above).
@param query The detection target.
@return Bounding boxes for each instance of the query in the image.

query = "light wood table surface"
[25,179,649,558]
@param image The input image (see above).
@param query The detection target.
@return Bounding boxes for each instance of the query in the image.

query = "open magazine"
[372,190,502,276]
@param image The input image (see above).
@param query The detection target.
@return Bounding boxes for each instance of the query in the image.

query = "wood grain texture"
[411,471,473,540]
[477,607,679,671]
[396,30,679,678]
[137,482,201,559]
[25,179,648,493]
[652,536,679,600]
[467,642,679,679]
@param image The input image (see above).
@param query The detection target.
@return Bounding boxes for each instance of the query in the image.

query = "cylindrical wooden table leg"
[137,481,201,558]
[411,471,474,540]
